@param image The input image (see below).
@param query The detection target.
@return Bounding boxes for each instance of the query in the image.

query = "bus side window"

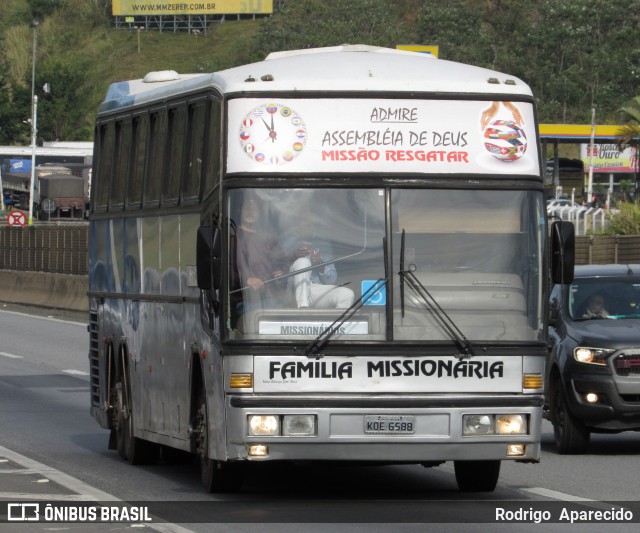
[111,118,131,211]
[183,99,206,204]
[127,113,147,209]
[145,108,166,207]
[203,97,221,200]
[95,121,114,211]
[165,104,186,205]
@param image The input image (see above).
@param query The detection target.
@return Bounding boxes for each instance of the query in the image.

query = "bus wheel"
[454,460,500,492]
[195,387,242,492]
[114,380,159,465]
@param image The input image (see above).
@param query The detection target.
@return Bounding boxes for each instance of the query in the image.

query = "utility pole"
[586,107,596,206]
[28,19,39,225]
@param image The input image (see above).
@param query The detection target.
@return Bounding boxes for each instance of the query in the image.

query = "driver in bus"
[233,197,288,313]
[286,216,355,309]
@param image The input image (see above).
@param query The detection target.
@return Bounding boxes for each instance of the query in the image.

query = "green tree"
[0,62,31,144]
[0,1,33,31]
[617,95,640,199]
[27,0,64,20]
[252,0,405,60]
[617,96,640,148]
[415,0,640,124]
[38,59,93,141]
[602,202,640,235]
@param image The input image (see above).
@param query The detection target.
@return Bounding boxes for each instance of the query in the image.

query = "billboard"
[581,144,638,173]
[8,159,32,174]
[112,0,273,16]
[396,45,440,58]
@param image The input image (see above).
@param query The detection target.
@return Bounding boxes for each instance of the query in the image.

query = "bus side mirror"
[196,225,222,290]
[551,221,574,285]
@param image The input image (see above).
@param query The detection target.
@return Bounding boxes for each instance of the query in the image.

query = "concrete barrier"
[0,270,88,312]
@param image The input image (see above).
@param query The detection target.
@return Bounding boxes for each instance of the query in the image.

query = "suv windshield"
[225,188,545,343]
[568,277,640,320]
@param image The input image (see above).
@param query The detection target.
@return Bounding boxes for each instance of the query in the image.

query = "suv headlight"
[574,347,614,365]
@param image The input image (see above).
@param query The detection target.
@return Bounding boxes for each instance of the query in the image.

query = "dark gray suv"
[546,264,640,454]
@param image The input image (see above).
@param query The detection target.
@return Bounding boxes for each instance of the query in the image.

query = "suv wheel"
[552,377,590,454]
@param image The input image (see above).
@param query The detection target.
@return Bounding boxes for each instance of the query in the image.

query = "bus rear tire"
[454,460,500,492]
[196,387,243,492]
[114,380,159,465]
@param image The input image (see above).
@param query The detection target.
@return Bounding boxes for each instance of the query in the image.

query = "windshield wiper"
[305,236,389,358]
[402,270,476,357]
[400,229,406,318]
[399,229,475,357]
[304,278,387,358]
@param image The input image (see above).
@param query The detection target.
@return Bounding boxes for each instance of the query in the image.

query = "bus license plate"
[364,415,415,434]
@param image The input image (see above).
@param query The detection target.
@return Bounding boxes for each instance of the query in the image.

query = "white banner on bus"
[258,320,369,335]
[227,98,539,175]
[254,355,523,393]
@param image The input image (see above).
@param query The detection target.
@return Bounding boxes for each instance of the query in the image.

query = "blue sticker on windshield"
[361,280,386,306]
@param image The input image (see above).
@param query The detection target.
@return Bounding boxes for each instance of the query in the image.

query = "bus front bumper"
[222,394,543,463]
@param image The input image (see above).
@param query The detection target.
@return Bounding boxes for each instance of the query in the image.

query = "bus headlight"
[462,414,493,435]
[248,415,280,436]
[283,415,317,436]
[463,414,529,436]
[496,414,527,435]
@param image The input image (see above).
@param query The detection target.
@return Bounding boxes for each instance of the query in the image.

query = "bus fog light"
[248,415,280,436]
[506,443,526,456]
[463,414,493,435]
[283,415,317,436]
[248,444,269,457]
[496,414,527,435]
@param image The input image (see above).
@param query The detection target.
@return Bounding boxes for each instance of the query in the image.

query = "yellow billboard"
[396,45,439,58]
[112,0,273,16]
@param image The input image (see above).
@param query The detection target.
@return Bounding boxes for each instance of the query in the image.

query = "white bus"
[89,45,574,492]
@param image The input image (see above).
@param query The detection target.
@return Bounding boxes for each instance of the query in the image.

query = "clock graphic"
[239,103,307,165]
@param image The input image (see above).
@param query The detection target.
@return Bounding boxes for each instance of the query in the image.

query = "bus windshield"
[225,188,544,343]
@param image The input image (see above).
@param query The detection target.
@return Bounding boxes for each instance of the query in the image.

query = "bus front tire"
[195,387,242,492]
[201,459,242,493]
[454,460,500,492]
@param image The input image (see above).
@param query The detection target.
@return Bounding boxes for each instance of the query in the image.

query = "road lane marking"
[523,487,593,501]
[523,487,632,513]
[0,468,54,474]
[0,446,117,501]
[62,369,90,376]
[0,492,102,501]
[0,351,23,359]
[0,445,195,533]
[0,308,86,327]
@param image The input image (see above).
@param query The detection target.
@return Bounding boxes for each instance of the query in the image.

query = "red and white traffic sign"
[7,211,27,227]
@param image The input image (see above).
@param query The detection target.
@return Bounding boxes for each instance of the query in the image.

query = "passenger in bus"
[286,218,355,309]
[234,197,288,311]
